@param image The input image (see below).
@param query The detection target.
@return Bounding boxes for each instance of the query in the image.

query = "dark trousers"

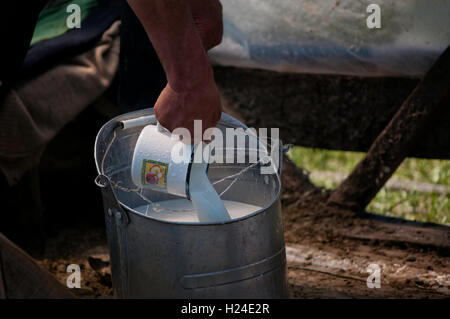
[0,1,48,95]
[118,1,166,113]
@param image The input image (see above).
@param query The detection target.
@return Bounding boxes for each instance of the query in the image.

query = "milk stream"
[134,199,261,223]
[188,152,232,223]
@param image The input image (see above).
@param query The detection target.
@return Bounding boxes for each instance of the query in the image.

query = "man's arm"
[126,0,222,138]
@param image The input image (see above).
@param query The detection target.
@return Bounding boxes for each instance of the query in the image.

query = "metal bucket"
[94,109,288,298]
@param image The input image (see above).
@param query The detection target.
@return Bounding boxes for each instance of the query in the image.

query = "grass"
[287,146,450,226]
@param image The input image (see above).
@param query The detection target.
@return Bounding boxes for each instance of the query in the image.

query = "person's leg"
[118,1,167,113]
[0,1,49,251]
[0,1,48,97]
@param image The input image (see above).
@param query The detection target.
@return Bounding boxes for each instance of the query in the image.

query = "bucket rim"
[94,108,282,226]
[94,108,250,174]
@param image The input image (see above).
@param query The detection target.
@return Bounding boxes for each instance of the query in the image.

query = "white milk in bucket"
[134,199,261,223]
[131,124,261,223]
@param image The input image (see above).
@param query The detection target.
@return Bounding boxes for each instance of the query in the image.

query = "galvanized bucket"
[94,109,288,298]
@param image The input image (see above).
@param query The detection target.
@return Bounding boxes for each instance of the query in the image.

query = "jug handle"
[157,122,171,135]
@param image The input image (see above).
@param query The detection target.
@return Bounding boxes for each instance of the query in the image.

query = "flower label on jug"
[141,159,168,189]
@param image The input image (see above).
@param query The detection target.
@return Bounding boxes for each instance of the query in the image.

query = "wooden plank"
[0,232,75,299]
[215,66,450,160]
[339,219,450,253]
[328,46,450,211]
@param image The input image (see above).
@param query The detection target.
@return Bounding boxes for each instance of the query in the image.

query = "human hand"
[127,0,223,140]
[155,0,224,141]
[154,77,222,143]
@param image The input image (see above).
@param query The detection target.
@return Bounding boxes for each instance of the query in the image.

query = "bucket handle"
[95,174,130,226]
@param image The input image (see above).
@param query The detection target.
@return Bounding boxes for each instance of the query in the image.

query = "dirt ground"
[282,160,449,298]
[33,158,449,299]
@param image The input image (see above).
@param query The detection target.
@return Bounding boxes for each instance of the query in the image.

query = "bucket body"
[95,109,287,298]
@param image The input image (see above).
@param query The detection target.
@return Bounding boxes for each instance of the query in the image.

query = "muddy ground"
[281,160,449,298]
[33,158,449,299]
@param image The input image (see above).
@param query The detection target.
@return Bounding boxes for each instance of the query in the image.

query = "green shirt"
[30,0,98,46]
